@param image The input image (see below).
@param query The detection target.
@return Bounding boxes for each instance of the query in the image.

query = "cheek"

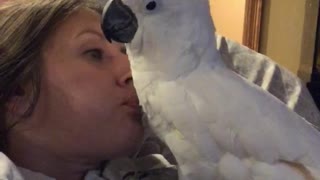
[34,60,145,158]
[37,70,144,158]
[68,84,117,116]
[46,65,117,114]
[37,68,119,137]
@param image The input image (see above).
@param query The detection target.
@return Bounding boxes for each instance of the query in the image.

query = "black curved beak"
[101,0,138,43]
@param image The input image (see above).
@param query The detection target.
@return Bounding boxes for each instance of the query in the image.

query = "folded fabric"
[0,152,25,180]
[94,154,177,180]
[216,34,320,129]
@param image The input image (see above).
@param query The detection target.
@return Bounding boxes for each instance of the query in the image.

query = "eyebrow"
[75,29,105,40]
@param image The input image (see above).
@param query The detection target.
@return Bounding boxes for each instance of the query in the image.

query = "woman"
[0,0,165,179]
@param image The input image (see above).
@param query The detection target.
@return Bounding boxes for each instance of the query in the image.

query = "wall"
[209,0,246,44]
[259,0,319,82]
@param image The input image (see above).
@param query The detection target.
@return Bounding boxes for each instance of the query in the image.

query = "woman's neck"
[7,131,102,180]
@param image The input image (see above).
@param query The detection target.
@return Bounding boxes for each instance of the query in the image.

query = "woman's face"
[10,8,144,161]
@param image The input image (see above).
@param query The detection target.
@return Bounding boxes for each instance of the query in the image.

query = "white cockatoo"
[101,0,320,179]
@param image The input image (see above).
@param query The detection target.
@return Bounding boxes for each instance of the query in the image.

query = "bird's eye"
[145,0,157,11]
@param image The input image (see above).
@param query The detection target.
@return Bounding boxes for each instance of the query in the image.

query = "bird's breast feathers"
[135,66,320,167]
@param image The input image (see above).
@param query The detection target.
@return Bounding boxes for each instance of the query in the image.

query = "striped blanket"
[217,34,320,129]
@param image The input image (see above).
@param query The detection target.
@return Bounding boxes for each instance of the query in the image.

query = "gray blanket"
[216,34,320,129]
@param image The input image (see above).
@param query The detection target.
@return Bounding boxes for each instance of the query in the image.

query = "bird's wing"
[144,79,320,180]
[182,65,320,167]
[143,80,222,162]
[135,59,320,179]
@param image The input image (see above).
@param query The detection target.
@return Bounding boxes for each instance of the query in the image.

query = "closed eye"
[85,49,104,61]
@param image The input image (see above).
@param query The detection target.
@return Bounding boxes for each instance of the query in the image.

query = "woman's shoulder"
[0,152,26,180]
[0,152,55,180]
[18,167,55,180]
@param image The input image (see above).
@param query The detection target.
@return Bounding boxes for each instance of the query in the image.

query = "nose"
[118,71,133,87]
[114,52,133,87]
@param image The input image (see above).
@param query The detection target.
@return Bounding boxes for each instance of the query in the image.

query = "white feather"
[109,0,320,179]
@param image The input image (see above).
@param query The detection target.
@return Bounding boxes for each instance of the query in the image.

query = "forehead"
[44,8,103,47]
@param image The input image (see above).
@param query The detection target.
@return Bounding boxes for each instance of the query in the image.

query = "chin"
[129,124,144,154]
[119,119,145,158]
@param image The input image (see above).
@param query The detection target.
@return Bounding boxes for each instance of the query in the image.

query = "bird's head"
[101,0,218,77]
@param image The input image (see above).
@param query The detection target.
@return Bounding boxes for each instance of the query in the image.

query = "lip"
[122,96,140,108]
[122,96,143,118]
[124,105,143,124]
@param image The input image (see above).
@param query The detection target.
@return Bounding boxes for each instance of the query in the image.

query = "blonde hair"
[0,0,103,151]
